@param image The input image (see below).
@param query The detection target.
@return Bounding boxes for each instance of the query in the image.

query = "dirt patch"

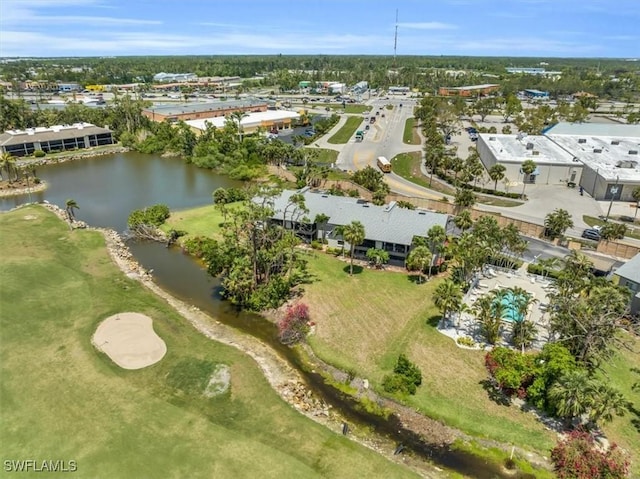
[204,364,231,397]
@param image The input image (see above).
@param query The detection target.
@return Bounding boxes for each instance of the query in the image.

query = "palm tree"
[406,245,432,283]
[544,208,574,240]
[0,152,16,183]
[488,164,506,192]
[341,220,365,276]
[454,187,476,214]
[65,198,79,229]
[454,209,473,232]
[314,213,330,244]
[548,369,595,429]
[434,279,463,328]
[588,384,630,426]
[600,222,627,241]
[511,319,538,351]
[520,159,537,198]
[229,110,249,143]
[632,186,640,219]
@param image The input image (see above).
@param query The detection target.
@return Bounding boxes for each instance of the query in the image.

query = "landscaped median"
[327,116,366,144]
[0,205,420,479]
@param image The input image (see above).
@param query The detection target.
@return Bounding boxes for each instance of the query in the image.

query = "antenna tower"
[393,9,398,69]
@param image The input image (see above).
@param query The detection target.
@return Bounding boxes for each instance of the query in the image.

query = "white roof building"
[185,110,300,133]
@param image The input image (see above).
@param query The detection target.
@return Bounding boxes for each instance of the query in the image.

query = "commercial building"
[545,122,640,201]
[388,86,410,94]
[185,110,300,135]
[523,89,549,99]
[477,133,582,186]
[438,84,500,97]
[0,123,114,157]
[506,67,563,78]
[265,188,450,266]
[153,72,197,83]
[142,99,269,123]
[612,253,640,316]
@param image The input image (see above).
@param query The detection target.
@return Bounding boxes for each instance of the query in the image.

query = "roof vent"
[532,150,539,155]
[418,212,426,215]
[356,199,367,204]
[384,201,397,212]
[611,140,619,145]
[526,142,534,150]
[321,194,328,198]
[489,136,496,141]
[362,204,370,208]
[578,138,587,144]
[629,150,638,155]
[572,157,580,162]
[593,148,602,154]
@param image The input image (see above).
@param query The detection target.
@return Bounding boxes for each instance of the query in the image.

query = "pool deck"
[439,264,555,350]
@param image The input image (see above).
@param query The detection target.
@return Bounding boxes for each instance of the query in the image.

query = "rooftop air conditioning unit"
[611,140,620,145]
[578,138,587,144]
[526,142,534,150]
[593,149,602,153]
[629,150,638,155]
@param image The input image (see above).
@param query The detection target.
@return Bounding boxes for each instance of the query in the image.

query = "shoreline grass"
[0,205,418,479]
[327,116,365,144]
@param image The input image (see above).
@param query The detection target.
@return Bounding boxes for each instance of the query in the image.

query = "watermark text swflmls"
[4,460,77,473]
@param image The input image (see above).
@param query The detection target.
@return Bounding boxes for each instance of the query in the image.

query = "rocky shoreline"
[16,146,130,168]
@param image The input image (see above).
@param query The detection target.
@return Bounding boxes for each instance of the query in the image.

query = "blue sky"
[1,0,639,58]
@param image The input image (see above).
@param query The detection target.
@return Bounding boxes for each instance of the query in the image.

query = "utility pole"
[605,176,620,222]
[393,9,398,70]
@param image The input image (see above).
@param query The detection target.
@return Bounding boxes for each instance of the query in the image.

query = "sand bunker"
[93,312,167,370]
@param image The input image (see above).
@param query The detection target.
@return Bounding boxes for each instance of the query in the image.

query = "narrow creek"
[3,153,539,478]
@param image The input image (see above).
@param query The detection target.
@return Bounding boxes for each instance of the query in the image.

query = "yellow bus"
[377,156,391,173]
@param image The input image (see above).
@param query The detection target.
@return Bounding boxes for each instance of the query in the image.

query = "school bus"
[377,156,391,173]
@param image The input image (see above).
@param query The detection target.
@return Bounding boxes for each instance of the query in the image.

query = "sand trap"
[93,312,167,370]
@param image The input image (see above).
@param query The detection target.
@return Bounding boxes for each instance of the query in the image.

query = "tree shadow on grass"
[629,404,640,434]
[479,379,512,407]
[407,274,428,284]
[426,314,441,328]
[342,265,363,275]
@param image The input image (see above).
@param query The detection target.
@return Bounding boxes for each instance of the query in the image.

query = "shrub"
[33,150,46,158]
[485,347,535,395]
[33,177,41,184]
[383,354,422,395]
[310,240,322,250]
[457,336,476,347]
[127,204,170,228]
[551,430,630,479]
[277,303,311,346]
[527,263,562,280]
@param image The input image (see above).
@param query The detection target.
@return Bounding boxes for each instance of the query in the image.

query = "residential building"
[265,188,450,266]
[438,84,500,97]
[142,99,269,123]
[477,133,582,186]
[612,253,640,316]
[0,123,114,157]
[185,110,300,135]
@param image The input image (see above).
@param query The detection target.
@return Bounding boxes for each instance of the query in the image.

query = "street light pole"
[605,175,620,222]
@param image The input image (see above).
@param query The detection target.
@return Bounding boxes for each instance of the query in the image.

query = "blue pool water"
[495,290,526,322]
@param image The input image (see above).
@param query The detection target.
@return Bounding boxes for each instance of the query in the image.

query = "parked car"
[581,228,601,241]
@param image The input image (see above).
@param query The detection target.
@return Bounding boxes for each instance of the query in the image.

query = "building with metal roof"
[612,253,640,315]
[524,89,549,99]
[266,188,450,265]
[142,99,269,123]
[1,123,113,157]
[438,84,500,97]
[477,133,582,186]
[545,122,640,201]
[185,110,300,135]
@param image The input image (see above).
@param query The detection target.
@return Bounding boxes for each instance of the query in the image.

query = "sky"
[1,0,639,59]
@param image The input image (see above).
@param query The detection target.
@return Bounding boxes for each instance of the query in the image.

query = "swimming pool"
[494,290,527,322]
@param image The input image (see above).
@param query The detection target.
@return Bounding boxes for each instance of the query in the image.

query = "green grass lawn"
[0,205,418,479]
[391,153,523,207]
[302,254,555,455]
[161,203,232,240]
[315,104,370,114]
[327,117,365,144]
[306,148,339,164]
[403,118,420,145]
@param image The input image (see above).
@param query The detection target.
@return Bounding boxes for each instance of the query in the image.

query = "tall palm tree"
[406,245,432,283]
[229,110,249,143]
[488,164,506,192]
[454,187,476,214]
[520,159,537,198]
[544,208,574,240]
[341,220,365,276]
[65,198,79,227]
[632,186,640,219]
[548,369,595,429]
[434,279,463,328]
[511,319,538,352]
[314,213,330,244]
[0,152,16,183]
[454,209,473,232]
